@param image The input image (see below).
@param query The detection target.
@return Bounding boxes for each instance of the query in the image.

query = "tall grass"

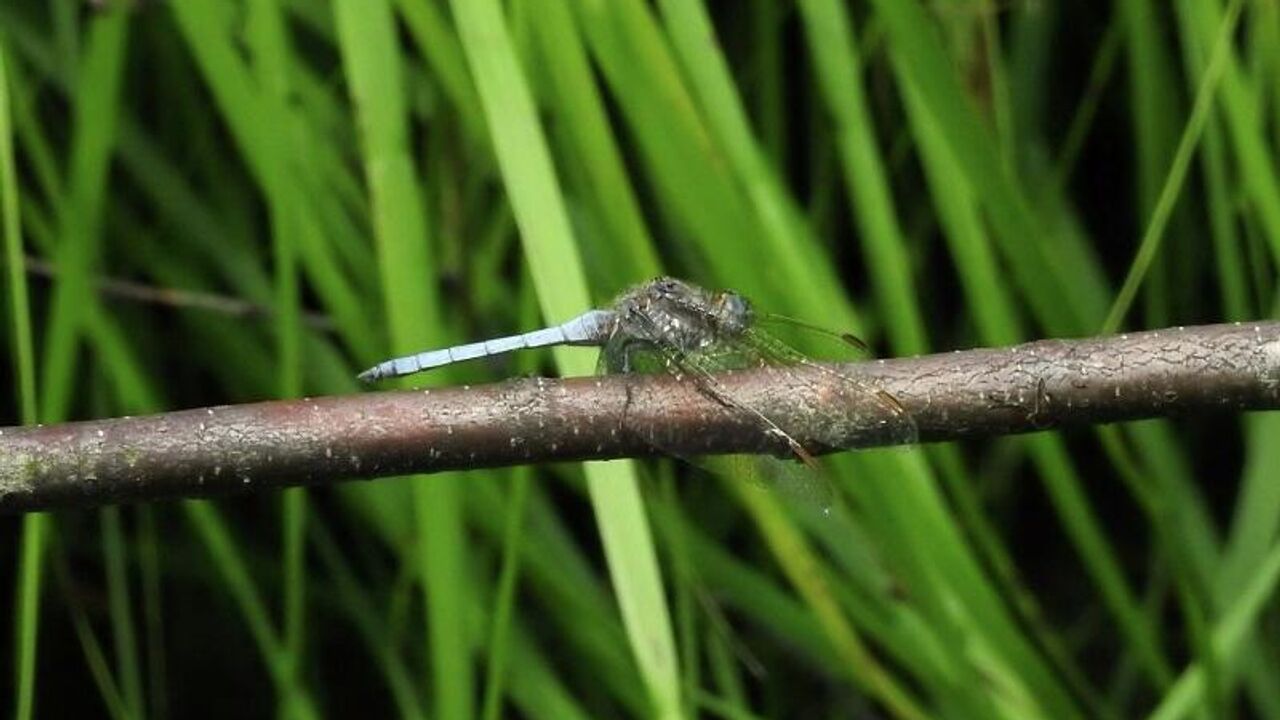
[1,0,1278,717]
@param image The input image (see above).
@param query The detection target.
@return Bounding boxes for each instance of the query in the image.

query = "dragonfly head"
[713,291,753,334]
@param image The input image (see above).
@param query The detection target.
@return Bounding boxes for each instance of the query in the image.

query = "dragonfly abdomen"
[357,310,616,382]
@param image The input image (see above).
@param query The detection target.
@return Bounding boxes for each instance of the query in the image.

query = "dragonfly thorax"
[613,277,754,355]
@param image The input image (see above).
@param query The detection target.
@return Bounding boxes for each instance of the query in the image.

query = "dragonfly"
[358,277,916,503]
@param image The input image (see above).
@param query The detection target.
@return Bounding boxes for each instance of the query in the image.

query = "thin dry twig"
[24,255,336,332]
[2,322,1278,512]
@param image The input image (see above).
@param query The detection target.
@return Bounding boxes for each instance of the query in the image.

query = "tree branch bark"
[2,322,1278,512]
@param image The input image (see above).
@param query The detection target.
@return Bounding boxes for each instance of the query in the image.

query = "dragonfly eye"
[715,292,752,332]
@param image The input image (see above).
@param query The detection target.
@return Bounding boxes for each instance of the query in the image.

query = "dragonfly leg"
[766,428,821,470]
[618,340,641,374]
[616,341,652,436]
[601,333,644,438]
[619,377,636,438]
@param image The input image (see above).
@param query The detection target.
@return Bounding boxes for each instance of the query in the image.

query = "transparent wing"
[753,312,872,356]
[614,308,840,511]
[740,326,917,448]
[642,319,915,450]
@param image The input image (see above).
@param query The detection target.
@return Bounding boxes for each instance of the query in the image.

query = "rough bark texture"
[2,322,1278,511]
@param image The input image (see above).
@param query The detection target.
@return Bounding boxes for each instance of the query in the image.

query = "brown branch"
[2,322,1278,512]
[24,255,337,332]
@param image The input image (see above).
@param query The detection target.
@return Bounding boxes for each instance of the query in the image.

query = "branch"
[2,322,1278,512]
[23,255,337,332]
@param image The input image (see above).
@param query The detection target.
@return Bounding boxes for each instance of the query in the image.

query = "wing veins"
[624,307,813,462]
[741,327,917,443]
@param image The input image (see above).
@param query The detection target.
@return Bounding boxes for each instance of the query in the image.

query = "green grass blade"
[1174,0,1280,266]
[796,0,928,355]
[244,0,309,699]
[1148,540,1280,720]
[332,3,471,720]
[870,0,1110,336]
[137,509,167,720]
[309,516,428,719]
[101,508,145,719]
[1053,16,1123,186]
[569,1,789,301]
[449,3,682,718]
[38,7,128,422]
[729,478,928,720]
[1103,0,1244,333]
[660,0,887,345]
[1029,434,1174,688]
[392,0,488,151]
[56,544,131,720]
[0,48,43,716]
[1119,0,1184,326]
[526,0,660,283]
[4,30,47,720]
[170,0,378,358]
[0,39,35,419]
[183,501,320,720]
[469,478,652,713]
[13,516,46,720]
[572,0,869,337]
[480,469,531,720]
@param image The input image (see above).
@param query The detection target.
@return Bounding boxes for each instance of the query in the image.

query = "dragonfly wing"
[753,313,873,357]
[664,341,839,510]
[738,327,918,448]
[610,332,831,508]
[733,454,837,516]
[610,303,843,513]
[614,303,817,455]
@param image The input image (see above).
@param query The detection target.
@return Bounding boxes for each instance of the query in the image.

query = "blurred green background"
[2,0,1279,718]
